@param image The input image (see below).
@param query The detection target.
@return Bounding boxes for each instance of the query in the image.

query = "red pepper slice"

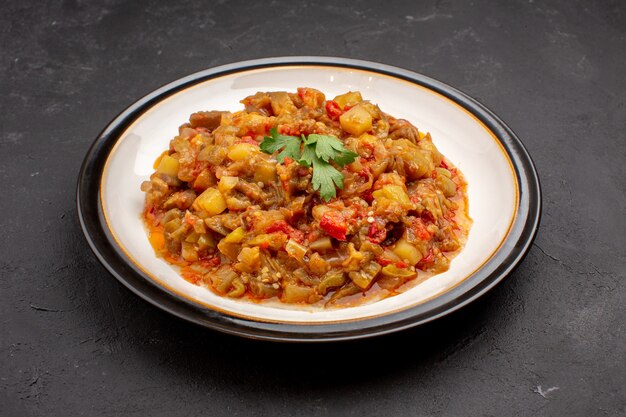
[417,248,435,269]
[376,257,393,266]
[320,211,347,241]
[325,100,343,120]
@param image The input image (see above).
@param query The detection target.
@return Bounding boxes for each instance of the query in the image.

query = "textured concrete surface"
[1,0,625,416]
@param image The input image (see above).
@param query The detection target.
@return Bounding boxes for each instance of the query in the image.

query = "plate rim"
[76,56,542,342]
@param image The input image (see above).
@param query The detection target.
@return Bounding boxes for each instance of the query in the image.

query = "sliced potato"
[333,91,362,109]
[392,239,423,265]
[156,155,179,177]
[228,143,258,161]
[218,176,239,194]
[223,227,245,243]
[192,188,227,216]
[340,105,372,136]
[372,184,412,209]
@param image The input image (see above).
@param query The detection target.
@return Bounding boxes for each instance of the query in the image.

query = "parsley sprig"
[260,128,358,201]
[258,128,302,164]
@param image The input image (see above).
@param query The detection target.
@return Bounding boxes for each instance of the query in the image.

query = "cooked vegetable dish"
[141,88,470,307]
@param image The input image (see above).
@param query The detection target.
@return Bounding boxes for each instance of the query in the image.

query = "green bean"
[326,282,361,306]
[317,271,346,295]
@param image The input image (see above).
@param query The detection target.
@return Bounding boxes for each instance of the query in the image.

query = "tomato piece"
[200,256,221,268]
[266,220,305,243]
[421,210,435,224]
[325,100,343,120]
[417,248,435,269]
[278,125,301,136]
[367,222,387,244]
[320,211,347,241]
[266,221,291,235]
[411,218,432,241]
[376,257,393,266]
[357,166,371,180]
[290,229,305,243]
[191,160,207,177]
[181,269,201,284]
[440,160,449,169]
[184,211,197,225]
[236,135,259,146]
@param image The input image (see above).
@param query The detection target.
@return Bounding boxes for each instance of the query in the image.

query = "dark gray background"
[1,0,624,416]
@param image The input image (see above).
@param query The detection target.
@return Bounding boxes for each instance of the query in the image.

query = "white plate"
[78,57,541,341]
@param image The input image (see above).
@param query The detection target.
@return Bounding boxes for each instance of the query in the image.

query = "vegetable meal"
[141,88,471,308]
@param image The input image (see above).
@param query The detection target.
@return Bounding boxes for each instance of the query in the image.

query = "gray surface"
[1,0,625,416]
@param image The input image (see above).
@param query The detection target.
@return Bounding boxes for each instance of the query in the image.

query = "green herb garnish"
[260,128,358,201]
[258,127,302,163]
